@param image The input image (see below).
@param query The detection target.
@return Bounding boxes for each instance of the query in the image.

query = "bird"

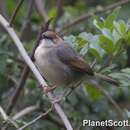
[34,30,119,93]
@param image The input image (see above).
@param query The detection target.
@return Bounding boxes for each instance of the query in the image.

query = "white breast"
[34,41,72,86]
[34,39,55,74]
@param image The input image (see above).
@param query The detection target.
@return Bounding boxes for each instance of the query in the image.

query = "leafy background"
[0,0,130,130]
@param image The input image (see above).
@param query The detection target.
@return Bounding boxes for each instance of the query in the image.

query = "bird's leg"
[40,85,57,93]
[39,85,61,103]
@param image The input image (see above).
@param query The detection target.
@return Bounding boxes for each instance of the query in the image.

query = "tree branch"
[20,0,34,40]
[59,0,130,32]
[12,105,39,120]
[9,0,25,26]
[0,15,73,130]
[18,105,53,130]
[53,0,64,29]
[11,103,65,129]
[2,14,47,129]
[98,87,124,119]
[0,106,18,128]
[5,18,52,116]
[0,106,8,121]
[6,66,29,115]
[34,0,48,21]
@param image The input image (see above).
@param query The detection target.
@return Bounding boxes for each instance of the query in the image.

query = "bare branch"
[34,0,48,21]
[59,0,130,32]
[6,74,18,86]
[0,106,18,128]
[53,0,64,29]
[9,0,25,26]
[0,0,7,16]
[18,105,53,130]
[11,103,65,128]
[0,14,73,130]
[20,0,34,40]
[90,59,97,69]
[6,66,29,115]
[6,17,53,116]
[12,105,39,120]
[97,86,124,119]
[0,106,8,121]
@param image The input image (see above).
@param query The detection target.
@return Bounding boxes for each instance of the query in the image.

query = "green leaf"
[126,19,130,32]
[88,48,103,63]
[113,39,124,56]
[104,7,120,30]
[79,32,105,58]
[101,28,114,42]
[109,69,130,87]
[64,35,76,47]
[0,35,7,43]
[114,20,127,35]
[76,36,88,51]
[78,32,94,42]
[121,68,130,74]
[79,44,89,56]
[78,32,93,55]
[112,29,122,43]
[119,20,126,34]
[26,79,37,89]
[85,84,102,101]
[99,35,115,54]
[64,6,80,16]
[125,30,130,45]
[93,18,104,31]
[48,7,57,18]
[88,35,105,62]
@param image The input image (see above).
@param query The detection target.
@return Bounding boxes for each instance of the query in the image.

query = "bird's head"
[40,30,63,47]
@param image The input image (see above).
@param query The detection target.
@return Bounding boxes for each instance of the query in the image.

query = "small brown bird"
[34,30,118,92]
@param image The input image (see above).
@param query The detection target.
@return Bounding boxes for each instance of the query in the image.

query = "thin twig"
[53,0,64,29]
[12,105,39,120]
[0,106,18,128]
[90,59,97,69]
[59,0,130,32]
[11,103,65,129]
[9,0,25,26]
[6,74,18,86]
[45,114,65,128]
[34,0,48,21]
[0,0,7,16]
[6,66,29,115]
[20,0,33,40]
[0,106,8,121]
[18,105,53,130]
[0,14,73,130]
[97,86,124,119]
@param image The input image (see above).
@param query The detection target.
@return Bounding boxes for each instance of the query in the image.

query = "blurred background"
[0,0,130,130]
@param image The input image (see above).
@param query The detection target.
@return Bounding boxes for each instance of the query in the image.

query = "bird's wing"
[56,44,94,76]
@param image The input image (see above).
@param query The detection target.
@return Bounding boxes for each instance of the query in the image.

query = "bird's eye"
[41,34,52,40]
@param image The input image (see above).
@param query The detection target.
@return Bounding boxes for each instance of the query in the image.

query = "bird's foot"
[41,85,56,93]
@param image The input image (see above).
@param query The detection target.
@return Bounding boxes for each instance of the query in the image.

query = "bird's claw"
[40,85,56,93]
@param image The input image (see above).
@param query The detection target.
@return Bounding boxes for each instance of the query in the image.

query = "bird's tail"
[94,73,119,86]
